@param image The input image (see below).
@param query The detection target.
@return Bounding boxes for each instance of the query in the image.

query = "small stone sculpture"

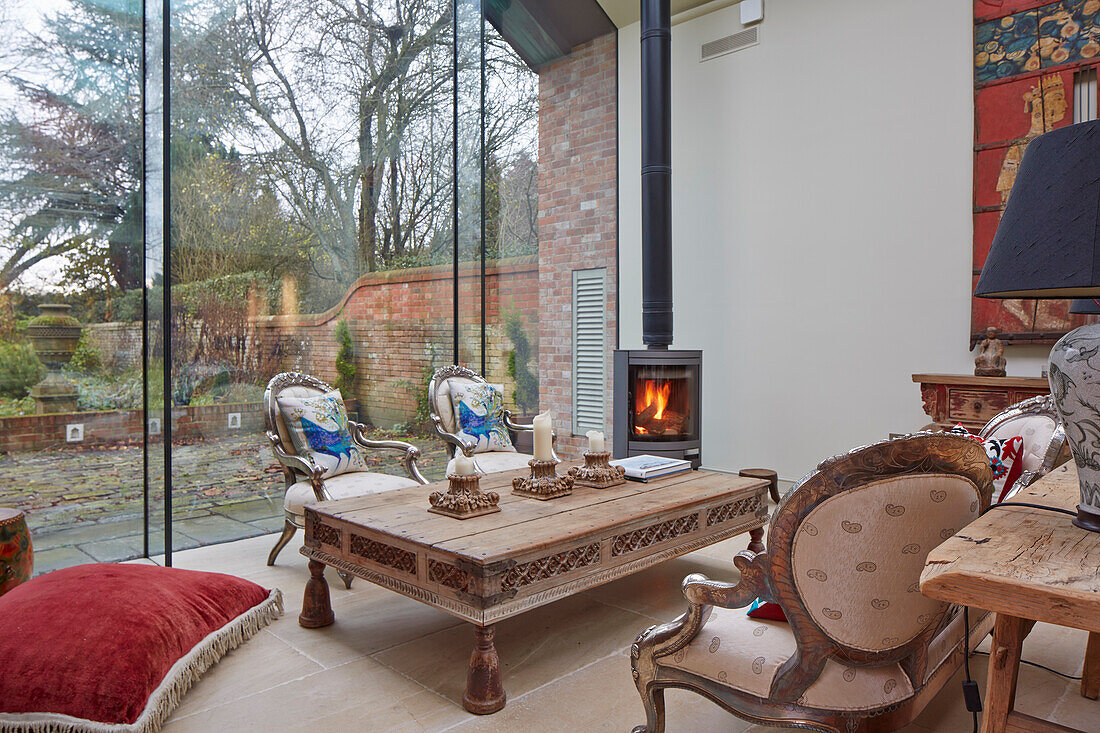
[975,326,1007,377]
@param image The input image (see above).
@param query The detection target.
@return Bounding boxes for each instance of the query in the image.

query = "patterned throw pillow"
[746,597,787,622]
[276,389,367,478]
[948,424,1024,502]
[449,381,515,453]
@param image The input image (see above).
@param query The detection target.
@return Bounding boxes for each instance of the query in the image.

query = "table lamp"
[975,119,1100,532]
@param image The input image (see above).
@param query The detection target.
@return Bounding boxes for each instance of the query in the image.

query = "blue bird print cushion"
[449,382,515,454]
[275,389,367,479]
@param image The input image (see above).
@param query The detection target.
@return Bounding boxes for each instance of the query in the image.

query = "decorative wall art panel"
[975,0,1053,24]
[972,1,1095,345]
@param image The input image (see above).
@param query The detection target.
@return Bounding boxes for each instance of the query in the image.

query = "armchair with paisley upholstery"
[630,433,995,732]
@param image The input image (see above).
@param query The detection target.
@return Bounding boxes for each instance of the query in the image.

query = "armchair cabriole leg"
[630,685,666,733]
[267,519,297,566]
[337,570,354,590]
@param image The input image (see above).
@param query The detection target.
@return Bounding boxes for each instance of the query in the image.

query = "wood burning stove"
[614,350,701,467]
[612,1,702,467]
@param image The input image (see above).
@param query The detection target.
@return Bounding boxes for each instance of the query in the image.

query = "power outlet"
[66,423,84,443]
[227,412,242,429]
[148,417,161,435]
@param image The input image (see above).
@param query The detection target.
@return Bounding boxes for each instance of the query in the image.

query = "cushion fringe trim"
[0,588,284,733]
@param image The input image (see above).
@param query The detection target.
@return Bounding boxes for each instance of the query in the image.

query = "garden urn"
[26,303,81,414]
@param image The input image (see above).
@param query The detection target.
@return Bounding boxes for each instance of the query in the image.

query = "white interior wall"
[617,0,1049,483]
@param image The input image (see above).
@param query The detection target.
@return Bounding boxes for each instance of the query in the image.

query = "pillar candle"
[454,453,476,475]
[586,430,605,453]
[533,411,553,461]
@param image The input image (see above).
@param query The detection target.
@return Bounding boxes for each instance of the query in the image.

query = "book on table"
[609,454,692,482]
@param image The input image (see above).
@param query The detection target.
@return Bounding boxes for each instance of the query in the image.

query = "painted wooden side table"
[0,508,33,597]
[912,373,1049,431]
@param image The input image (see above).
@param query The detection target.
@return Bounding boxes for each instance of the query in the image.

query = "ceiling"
[595,0,723,27]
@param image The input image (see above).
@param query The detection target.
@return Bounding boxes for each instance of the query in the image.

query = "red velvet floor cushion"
[0,563,282,732]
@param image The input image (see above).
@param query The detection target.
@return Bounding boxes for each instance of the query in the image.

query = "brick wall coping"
[255,254,538,330]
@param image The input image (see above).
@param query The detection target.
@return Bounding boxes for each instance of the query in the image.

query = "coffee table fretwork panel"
[301,465,769,627]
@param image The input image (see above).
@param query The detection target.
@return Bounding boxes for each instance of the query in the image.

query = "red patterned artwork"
[972,1,1096,346]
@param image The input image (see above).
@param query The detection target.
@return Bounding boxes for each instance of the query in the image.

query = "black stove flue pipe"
[640,0,673,349]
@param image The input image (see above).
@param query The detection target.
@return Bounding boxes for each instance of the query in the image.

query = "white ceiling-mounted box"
[740,0,763,25]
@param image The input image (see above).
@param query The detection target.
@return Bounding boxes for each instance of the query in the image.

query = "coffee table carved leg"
[299,558,335,628]
[981,614,1033,733]
[463,624,506,714]
[1083,631,1100,700]
[747,527,765,554]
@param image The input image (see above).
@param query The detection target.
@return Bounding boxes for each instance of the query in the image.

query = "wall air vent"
[700,27,759,62]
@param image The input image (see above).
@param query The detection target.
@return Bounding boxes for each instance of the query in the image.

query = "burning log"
[635,409,686,436]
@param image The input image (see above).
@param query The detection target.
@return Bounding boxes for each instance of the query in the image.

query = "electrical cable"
[981,501,1078,518]
[971,650,1083,681]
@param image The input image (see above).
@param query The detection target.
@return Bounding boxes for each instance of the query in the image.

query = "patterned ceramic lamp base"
[1049,322,1100,532]
[0,508,32,596]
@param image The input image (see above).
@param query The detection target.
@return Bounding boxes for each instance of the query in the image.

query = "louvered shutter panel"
[573,269,607,435]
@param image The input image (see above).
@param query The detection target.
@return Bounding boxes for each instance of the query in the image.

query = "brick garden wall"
[0,402,269,453]
[85,322,143,370]
[537,33,619,456]
[254,256,539,427]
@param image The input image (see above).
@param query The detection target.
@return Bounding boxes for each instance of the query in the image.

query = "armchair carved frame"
[979,393,1068,492]
[427,365,558,464]
[264,371,427,571]
[630,434,994,733]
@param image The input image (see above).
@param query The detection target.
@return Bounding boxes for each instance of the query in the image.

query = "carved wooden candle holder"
[428,473,501,519]
[512,458,573,500]
[568,451,626,489]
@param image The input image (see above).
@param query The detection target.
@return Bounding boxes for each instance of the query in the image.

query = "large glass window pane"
[481,18,540,434]
[166,0,458,551]
[0,0,148,572]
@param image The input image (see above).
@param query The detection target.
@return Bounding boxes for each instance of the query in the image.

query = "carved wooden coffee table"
[298,463,769,714]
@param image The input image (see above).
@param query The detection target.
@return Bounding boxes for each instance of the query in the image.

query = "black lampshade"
[1070,298,1100,314]
[975,119,1100,299]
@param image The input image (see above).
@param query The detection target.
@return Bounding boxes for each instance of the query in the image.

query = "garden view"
[0,0,540,571]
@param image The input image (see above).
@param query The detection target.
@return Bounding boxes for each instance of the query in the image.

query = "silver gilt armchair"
[630,433,995,732]
[264,372,427,570]
[428,365,555,475]
[979,394,1068,493]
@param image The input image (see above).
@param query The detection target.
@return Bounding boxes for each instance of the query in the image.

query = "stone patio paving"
[0,431,449,575]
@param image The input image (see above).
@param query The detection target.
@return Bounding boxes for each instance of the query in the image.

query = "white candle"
[533,411,553,461]
[454,453,476,475]
[586,430,604,453]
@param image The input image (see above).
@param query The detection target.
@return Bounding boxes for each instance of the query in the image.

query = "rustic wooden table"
[298,463,769,714]
[920,462,1100,733]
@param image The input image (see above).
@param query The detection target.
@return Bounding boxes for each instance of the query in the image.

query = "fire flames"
[634,379,681,436]
[643,380,670,420]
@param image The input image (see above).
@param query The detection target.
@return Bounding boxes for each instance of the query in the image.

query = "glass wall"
[0,0,585,569]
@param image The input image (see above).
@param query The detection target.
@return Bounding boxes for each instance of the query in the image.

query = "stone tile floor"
[0,432,449,574]
[142,533,1098,733]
